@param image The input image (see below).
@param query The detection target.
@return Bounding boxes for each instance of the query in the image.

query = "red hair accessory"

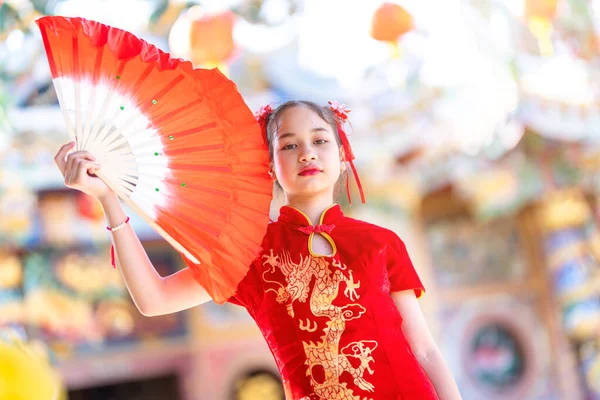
[328,100,365,205]
[254,104,273,145]
[328,100,350,121]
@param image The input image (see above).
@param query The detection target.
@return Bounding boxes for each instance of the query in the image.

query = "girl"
[55,100,461,400]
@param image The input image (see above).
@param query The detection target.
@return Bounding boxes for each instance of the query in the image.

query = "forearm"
[417,349,462,400]
[100,192,165,315]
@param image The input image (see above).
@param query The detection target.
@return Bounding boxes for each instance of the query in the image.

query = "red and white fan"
[36,16,272,304]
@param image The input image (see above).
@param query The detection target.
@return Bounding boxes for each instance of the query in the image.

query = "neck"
[284,192,335,226]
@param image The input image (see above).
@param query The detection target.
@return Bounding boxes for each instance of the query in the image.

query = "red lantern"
[525,0,558,21]
[370,2,414,43]
[189,9,236,66]
[169,7,236,67]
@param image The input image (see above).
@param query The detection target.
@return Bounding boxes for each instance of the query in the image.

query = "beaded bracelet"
[106,216,130,232]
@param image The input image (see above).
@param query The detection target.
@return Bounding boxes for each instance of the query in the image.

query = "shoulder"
[339,216,404,247]
[264,219,282,236]
[341,215,399,238]
[260,220,288,245]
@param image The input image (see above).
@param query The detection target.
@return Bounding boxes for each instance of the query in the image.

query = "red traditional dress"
[226,204,439,400]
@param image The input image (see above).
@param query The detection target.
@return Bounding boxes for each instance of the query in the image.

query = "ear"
[268,163,277,181]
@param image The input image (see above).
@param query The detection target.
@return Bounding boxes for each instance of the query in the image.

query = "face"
[271,106,344,200]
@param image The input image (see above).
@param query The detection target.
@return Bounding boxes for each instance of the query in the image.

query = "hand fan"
[36,16,273,304]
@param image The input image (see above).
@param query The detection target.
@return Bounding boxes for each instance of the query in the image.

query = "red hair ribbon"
[328,101,365,205]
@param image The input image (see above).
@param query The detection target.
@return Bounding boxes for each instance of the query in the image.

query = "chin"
[292,183,335,197]
[280,175,337,195]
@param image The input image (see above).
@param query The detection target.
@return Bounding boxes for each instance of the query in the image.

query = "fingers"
[73,159,101,185]
[63,151,96,186]
[54,141,75,174]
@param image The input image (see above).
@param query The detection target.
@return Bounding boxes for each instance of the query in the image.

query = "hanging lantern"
[169,6,236,71]
[189,9,236,66]
[525,0,558,21]
[369,2,414,43]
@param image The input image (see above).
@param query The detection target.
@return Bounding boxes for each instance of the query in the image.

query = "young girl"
[55,100,461,400]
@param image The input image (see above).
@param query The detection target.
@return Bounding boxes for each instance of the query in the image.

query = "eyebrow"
[277,127,330,140]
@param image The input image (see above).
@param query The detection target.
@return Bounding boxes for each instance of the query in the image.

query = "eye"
[315,139,328,145]
[282,143,297,150]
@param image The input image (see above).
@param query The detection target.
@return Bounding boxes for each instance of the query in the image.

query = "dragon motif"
[262,249,377,400]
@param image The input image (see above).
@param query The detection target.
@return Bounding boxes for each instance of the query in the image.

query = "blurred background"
[0,0,600,399]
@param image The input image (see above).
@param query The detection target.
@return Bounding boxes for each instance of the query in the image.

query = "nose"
[298,143,317,162]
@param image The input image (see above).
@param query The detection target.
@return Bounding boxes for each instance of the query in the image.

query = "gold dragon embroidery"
[262,249,378,400]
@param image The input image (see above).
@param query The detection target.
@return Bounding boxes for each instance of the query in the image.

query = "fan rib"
[83,47,107,150]
[119,170,140,181]
[39,26,57,77]
[153,74,185,102]
[87,85,118,148]
[166,144,224,156]
[72,36,85,150]
[53,82,76,142]
[130,64,155,100]
[152,98,204,126]
[81,83,98,151]
[117,178,137,194]
[118,174,139,187]
[169,164,231,173]
[165,122,218,139]
[164,179,229,198]
[89,126,125,156]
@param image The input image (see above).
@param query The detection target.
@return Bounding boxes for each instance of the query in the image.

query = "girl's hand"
[54,142,112,200]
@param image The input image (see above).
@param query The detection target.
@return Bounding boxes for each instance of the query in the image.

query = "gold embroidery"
[299,318,318,333]
[263,250,377,400]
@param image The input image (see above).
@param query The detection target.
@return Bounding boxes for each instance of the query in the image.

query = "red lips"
[298,165,322,176]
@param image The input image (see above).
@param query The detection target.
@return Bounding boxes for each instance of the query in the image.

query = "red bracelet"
[106,216,130,232]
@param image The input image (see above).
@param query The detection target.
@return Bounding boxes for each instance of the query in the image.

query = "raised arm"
[55,142,212,316]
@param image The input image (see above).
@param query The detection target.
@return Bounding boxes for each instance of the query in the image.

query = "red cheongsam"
[227,204,439,400]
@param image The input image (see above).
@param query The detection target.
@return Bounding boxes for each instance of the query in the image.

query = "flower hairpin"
[255,104,273,122]
[328,100,350,121]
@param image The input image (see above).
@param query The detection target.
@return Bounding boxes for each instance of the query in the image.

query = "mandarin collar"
[278,204,343,227]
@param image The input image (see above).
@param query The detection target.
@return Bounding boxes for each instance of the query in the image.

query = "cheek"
[326,149,342,167]
[272,152,292,174]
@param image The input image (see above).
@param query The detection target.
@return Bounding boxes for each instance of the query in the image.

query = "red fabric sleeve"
[227,296,244,307]
[226,291,246,308]
[386,235,425,298]
[224,260,259,310]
